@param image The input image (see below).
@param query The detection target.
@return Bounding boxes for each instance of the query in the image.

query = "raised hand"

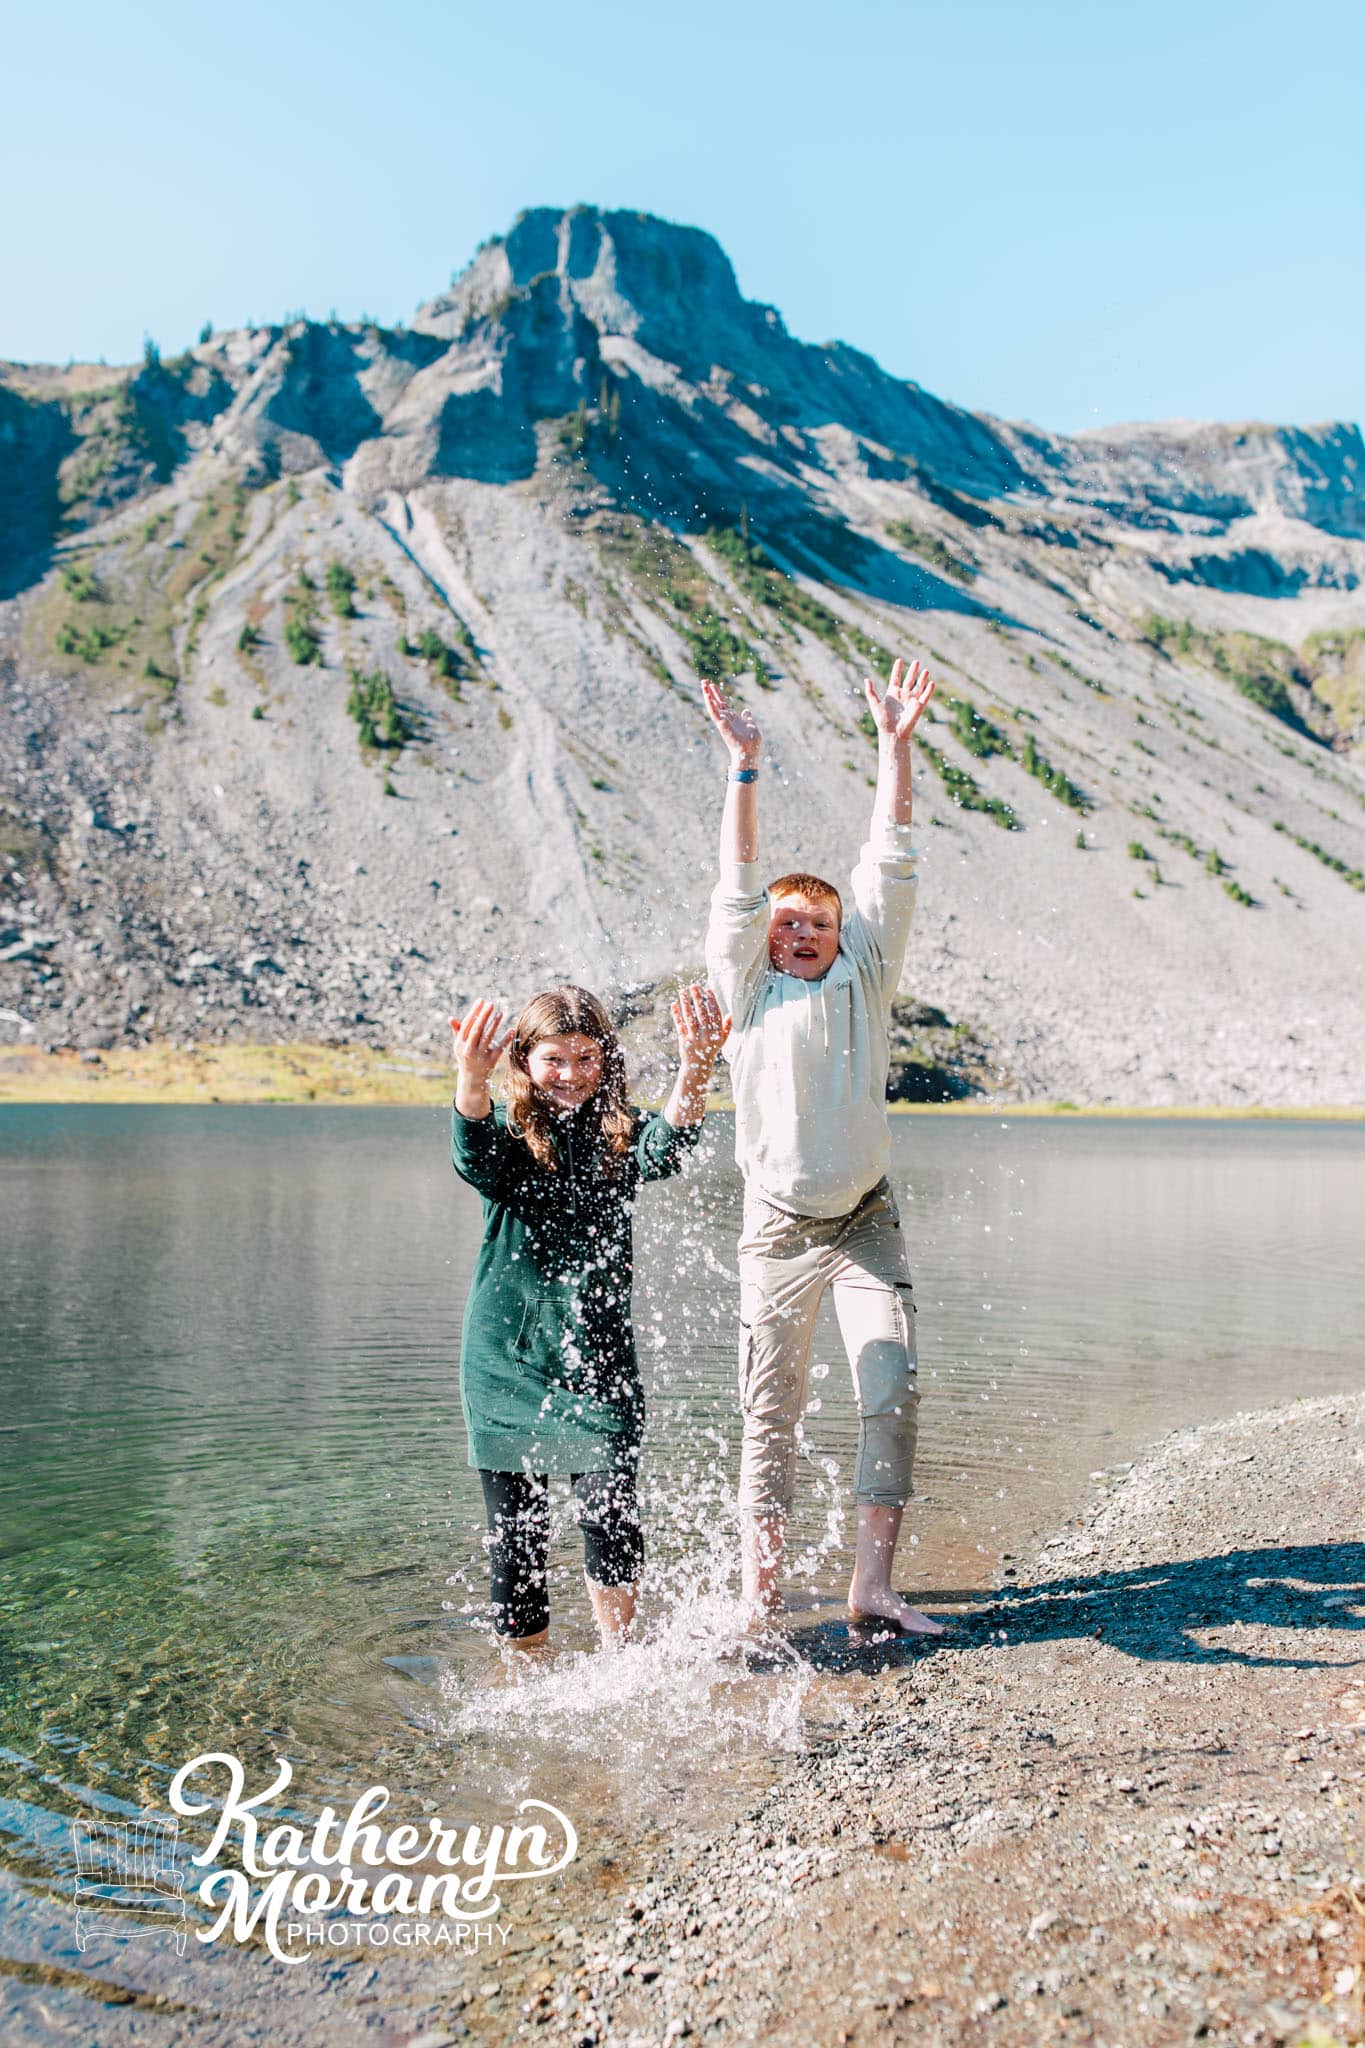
[665,983,730,1128]
[671,982,730,1069]
[449,998,514,1087]
[701,678,762,765]
[863,657,936,747]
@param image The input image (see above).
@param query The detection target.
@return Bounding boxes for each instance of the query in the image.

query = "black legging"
[478,1467,645,1639]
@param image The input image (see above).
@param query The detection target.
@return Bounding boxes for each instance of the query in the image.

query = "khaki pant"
[736,1178,919,1514]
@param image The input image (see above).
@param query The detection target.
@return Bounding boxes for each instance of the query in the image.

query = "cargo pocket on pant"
[737,1319,755,1408]
[892,1280,917,1353]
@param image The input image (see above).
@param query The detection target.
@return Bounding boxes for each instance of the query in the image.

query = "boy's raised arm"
[702,679,761,867]
[848,658,936,990]
[701,682,770,1026]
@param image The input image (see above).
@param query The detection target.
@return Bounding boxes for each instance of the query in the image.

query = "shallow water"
[1,1106,1363,1920]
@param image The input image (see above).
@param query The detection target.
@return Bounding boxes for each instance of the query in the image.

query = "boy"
[702,657,943,1634]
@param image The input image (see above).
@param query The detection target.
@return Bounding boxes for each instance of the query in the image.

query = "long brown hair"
[505,985,635,1174]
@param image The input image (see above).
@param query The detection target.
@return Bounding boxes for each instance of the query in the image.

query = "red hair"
[767,872,842,924]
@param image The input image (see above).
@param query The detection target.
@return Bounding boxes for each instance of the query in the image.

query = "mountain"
[1,205,1362,1104]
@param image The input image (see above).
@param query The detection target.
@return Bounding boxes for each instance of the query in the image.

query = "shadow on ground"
[782,1542,1365,1676]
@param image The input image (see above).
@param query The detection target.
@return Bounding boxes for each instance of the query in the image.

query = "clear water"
[2,1106,1363,1910]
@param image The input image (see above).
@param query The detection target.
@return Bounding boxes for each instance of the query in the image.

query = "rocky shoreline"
[471,1394,1365,2048]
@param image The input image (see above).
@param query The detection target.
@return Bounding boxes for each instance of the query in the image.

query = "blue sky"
[4,0,1360,433]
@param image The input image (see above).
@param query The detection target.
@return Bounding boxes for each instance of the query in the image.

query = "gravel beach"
[468,1392,1365,2048]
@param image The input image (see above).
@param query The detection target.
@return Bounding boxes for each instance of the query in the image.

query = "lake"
[2,1107,1362,1954]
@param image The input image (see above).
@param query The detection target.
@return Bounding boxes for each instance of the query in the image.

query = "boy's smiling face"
[768,892,841,980]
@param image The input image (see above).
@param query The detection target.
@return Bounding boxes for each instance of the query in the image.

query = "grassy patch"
[1300,626,1365,738]
[1141,613,1322,742]
[596,517,765,685]
[885,519,977,584]
[707,523,849,657]
[29,485,253,701]
[918,739,1019,829]
[1272,821,1365,891]
[0,1042,460,1106]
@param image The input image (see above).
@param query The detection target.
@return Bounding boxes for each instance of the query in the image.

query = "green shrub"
[326,562,357,618]
[237,623,261,653]
[416,628,457,672]
[946,695,1014,760]
[919,740,1018,829]
[284,613,321,665]
[60,562,102,603]
[1222,879,1256,906]
[1127,841,1151,861]
[1021,734,1089,811]
[56,617,125,662]
[346,666,409,751]
[408,628,464,699]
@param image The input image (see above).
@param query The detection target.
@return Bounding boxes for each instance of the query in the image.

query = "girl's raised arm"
[662,984,729,1131]
[450,999,514,1120]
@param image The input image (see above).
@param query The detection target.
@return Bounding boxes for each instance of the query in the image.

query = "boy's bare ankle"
[739,1583,784,1630]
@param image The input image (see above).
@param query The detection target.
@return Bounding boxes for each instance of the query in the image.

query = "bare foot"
[847,1585,947,1635]
[738,1587,784,1634]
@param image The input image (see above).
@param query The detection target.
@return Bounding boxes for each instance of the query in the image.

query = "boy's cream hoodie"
[705,823,919,1219]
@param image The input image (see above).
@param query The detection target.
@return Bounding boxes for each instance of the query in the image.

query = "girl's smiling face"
[524,1032,605,1112]
[768,893,841,979]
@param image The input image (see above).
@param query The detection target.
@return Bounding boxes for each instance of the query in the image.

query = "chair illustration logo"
[72,1815,188,1956]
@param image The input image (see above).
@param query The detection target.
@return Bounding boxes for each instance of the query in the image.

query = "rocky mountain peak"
[415,204,774,375]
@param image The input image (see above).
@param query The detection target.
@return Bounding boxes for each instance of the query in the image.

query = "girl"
[449,983,727,1650]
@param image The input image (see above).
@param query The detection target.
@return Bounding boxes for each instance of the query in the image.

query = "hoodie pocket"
[511,1297,554,1368]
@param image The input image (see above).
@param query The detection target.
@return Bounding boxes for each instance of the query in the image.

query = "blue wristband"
[731,767,758,783]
